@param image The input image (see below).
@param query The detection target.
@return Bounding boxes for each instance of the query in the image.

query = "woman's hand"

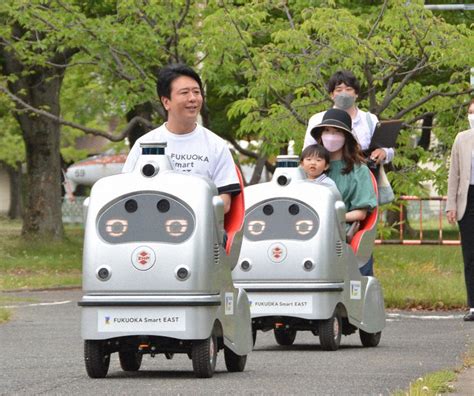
[447,210,457,225]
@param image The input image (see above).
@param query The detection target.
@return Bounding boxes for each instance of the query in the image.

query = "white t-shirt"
[122,124,240,195]
[303,108,394,164]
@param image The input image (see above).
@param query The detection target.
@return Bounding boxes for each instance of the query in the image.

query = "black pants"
[458,185,474,308]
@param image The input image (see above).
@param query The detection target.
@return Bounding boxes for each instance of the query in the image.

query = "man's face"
[161,75,203,124]
[330,83,357,101]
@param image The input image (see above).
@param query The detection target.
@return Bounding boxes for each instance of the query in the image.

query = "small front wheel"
[192,333,217,378]
[84,340,110,378]
[319,312,342,351]
[359,330,382,347]
[274,328,297,346]
[224,346,247,372]
[119,350,143,371]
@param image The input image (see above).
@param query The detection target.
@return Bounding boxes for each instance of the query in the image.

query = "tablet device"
[369,120,403,150]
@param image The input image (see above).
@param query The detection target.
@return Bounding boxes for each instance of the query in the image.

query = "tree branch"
[228,137,274,170]
[222,2,258,72]
[366,0,388,40]
[0,84,155,141]
[394,87,474,119]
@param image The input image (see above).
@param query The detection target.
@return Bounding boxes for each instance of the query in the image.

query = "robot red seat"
[224,165,245,256]
[349,171,378,264]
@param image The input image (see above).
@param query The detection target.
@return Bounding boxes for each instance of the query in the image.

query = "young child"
[300,144,336,187]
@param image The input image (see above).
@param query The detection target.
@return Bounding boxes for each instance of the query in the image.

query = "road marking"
[387,313,464,320]
[3,300,72,309]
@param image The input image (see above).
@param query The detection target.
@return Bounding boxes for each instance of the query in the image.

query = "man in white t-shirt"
[303,70,394,166]
[122,64,240,213]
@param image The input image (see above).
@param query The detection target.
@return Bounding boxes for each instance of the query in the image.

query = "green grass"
[393,370,457,396]
[375,245,465,309]
[393,347,474,396]
[0,217,83,290]
[0,308,11,323]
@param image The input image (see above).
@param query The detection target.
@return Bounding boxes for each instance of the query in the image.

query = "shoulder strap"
[365,111,374,133]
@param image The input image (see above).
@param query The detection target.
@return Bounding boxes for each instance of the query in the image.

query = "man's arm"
[220,193,232,214]
[367,113,394,164]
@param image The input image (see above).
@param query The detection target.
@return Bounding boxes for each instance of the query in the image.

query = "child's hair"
[300,144,331,173]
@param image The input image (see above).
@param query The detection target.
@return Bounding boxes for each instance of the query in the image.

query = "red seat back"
[224,166,245,255]
[349,171,378,254]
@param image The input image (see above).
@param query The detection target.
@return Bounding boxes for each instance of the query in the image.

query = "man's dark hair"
[300,144,331,170]
[156,64,204,100]
[326,70,361,95]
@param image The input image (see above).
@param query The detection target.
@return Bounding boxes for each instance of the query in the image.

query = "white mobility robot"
[232,155,385,350]
[79,143,252,378]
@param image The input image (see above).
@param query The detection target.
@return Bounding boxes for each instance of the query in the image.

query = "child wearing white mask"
[310,108,377,225]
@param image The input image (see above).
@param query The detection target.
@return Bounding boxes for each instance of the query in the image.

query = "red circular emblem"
[267,242,287,263]
[131,246,156,271]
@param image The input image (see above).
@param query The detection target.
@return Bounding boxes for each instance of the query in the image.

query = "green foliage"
[201,0,474,194]
[0,114,24,166]
[1,0,473,201]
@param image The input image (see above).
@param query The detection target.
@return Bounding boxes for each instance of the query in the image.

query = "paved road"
[1,289,473,395]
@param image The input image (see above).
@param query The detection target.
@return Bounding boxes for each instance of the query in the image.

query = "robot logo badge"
[268,242,287,263]
[131,246,156,271]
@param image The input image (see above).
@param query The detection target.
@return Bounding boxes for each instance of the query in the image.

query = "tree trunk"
[6,162,23,220]
[126,102,154,147]
[12,71,65,240]
[249,155,267,185]
[418,114,433,150]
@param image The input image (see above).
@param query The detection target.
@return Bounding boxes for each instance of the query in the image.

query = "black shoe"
[463,312,474,321]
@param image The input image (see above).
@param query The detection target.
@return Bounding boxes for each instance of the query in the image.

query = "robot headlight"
[105,219,128,237]
[248,220,266,236]
[295,220,314,235]
[165,219,188,237]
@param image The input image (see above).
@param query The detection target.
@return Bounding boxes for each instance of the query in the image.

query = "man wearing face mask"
[303,70,394,168]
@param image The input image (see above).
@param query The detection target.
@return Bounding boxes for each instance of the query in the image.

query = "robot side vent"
[335,240,343,257]
[213,243,220,264]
